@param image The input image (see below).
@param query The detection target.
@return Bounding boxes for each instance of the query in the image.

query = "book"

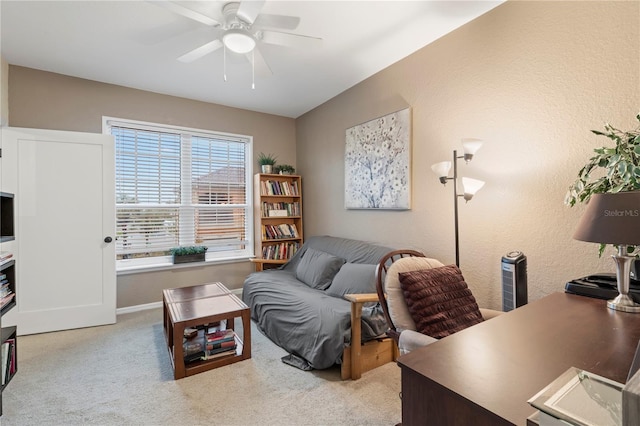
[206,335,235,345]
[268,209,288,217]
[206,344,237,355]
[4,339,14,383]
[8,339,16,377]
[206,339,236,351]
[0,341,8,385]
[0,252,13,261]
[206,329,234,340]
[202,347,236,360]
[0,292,15,309]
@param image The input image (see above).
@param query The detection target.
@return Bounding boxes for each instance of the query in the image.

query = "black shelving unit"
[0,191,16,416]
[0,193,14,243]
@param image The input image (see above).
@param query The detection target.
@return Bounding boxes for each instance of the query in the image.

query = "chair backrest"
[375,250,444,339]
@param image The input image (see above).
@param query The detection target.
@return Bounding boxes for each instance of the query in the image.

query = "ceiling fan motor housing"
[223,2,246,27]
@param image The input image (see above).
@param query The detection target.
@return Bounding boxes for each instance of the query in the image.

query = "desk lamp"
[573,191,640,313]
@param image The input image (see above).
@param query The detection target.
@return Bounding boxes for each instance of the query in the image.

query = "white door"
[1,127,115,335]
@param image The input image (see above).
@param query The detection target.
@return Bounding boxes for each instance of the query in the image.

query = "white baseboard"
[117,301,163,315]
[116,288,243,315]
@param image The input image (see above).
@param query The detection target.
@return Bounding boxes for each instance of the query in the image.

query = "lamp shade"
[573,191,640,245]
[462,177,485,196]
[461,138,483,156]
[431,161,451,178]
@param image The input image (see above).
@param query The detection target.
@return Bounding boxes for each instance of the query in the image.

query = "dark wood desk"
[397,292,640,425]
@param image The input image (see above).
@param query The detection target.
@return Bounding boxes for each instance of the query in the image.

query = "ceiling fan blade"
[247,47,272,77]
[236,0,265,25]
[253,14,300,30]
[261,31,322,49]
[177,39,223,63]
[148,0,221,26]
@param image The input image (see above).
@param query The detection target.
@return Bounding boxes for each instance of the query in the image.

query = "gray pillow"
[326,263,376,298]
[295,248,345,290]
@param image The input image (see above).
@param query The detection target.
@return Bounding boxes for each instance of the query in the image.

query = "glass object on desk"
[528,367,623,426]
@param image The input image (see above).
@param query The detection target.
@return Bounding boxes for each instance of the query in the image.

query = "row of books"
[0,292,15,311]
[262,223,300,240]
[261,202,301,217]
[183,328,238,363]
[262,241,300,260]
[0,252,13,266]
[1,338,16,385]
[0,272,14,310]
[260,180,299,196]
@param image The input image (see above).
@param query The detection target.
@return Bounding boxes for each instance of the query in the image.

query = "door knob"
[104,236,113,243]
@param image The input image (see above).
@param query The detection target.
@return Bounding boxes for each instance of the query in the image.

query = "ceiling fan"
[150,0,322,82]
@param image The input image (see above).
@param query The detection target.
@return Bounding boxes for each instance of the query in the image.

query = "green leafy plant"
[170,245,208,256]
[276,164,295,174]
[257,152,277,166]
[565,113,640,255]
[565,114,640,206]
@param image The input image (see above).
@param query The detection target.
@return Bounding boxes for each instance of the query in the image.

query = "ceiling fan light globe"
[223,30,256,54]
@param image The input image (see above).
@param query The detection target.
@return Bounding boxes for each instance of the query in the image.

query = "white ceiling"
[1,1,503,118]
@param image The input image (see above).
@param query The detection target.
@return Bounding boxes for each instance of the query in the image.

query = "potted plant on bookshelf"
[565,113,640,273]
[276,164,296,175]
[170,245,208,264]
[258,152,277,174]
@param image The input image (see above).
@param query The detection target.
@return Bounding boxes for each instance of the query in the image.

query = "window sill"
[116,256,252,276]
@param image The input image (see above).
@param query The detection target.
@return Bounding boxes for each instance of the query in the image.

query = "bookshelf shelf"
[252,173,303,271]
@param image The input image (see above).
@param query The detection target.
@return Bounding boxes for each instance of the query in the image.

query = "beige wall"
[0,3,5,126]
[1,56,7,126]
[8,66,296,308]
[296,1,640,309]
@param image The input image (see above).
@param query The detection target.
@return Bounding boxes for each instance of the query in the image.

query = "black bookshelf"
[0,191,16,417]
[0,193,14,243]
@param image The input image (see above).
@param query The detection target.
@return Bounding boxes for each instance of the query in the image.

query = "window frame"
[103,116,254,273]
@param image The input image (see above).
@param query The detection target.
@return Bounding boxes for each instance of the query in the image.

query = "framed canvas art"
[344,107,411,210]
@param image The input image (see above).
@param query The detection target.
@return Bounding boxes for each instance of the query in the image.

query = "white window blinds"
[107,119,252,264]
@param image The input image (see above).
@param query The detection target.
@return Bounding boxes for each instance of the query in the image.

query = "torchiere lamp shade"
[573,191,640,245]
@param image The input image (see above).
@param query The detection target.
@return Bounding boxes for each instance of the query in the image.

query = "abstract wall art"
[344,107,411,210]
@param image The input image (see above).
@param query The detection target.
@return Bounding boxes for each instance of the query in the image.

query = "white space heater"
[501,251,528,312]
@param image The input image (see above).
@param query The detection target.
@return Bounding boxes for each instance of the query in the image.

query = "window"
[104,118,253,269]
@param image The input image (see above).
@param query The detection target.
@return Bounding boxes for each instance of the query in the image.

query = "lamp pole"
[453,150,460,267]
[431,139,484,269]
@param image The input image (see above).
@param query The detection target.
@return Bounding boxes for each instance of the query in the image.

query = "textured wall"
[1,57,6,126]
[0,4,5,126]
[296,1,640,309]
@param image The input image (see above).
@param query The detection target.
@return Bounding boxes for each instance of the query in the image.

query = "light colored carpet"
[1,308,402,425]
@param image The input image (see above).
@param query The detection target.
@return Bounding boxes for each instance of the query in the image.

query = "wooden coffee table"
[163,282,251,380]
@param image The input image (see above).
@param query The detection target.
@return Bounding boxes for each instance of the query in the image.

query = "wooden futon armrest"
[343,292,383,379]
[343,293,379,304]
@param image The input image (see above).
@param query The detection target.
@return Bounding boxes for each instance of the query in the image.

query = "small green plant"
[565,113,640,256]
[277,164,295,174]
[257,152,277,166]
[170,245,208,256]
[565,114,640,207]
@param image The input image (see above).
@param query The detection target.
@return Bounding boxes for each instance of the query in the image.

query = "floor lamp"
[431,139,485,267]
